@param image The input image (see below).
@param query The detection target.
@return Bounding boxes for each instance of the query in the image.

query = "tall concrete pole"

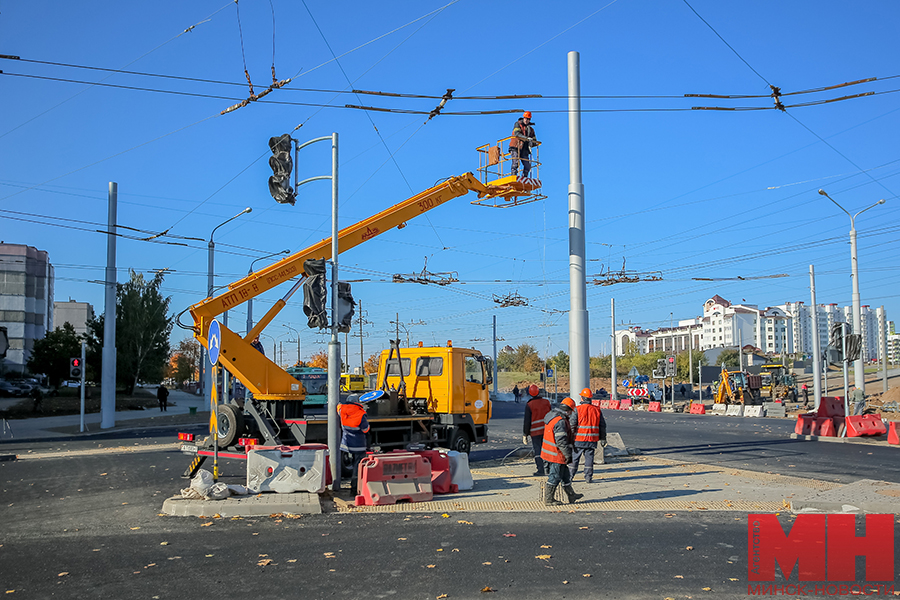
[101,182,118,429]
[567,51,590,400]
[849,224,865,393]
[359,300,364,376]
[881,306,889,393]
[492,315,498,397]
[610,298,617,402]
[810,266,822,410]
[327,132,341,490]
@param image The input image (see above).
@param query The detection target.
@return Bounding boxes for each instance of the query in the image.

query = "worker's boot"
[543,482,563,506]
[563,484,584,504]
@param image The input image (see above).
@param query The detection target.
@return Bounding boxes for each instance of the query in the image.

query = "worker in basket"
[509,111,538,178]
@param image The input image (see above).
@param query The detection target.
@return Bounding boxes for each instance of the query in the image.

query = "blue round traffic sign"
[208,319,221,365]
[622,379,629,387]
[359,390,385,404]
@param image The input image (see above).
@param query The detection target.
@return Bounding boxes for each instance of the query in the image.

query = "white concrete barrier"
[711,404,727,415]
[744,406,764,418]
[725,405,744,417]
[764,402,786,418]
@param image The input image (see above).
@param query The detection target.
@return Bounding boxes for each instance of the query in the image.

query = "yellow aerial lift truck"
[178,141,541,477]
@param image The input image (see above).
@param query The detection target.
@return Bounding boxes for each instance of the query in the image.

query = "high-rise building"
[53,300,94,337]
[0,243,54,372]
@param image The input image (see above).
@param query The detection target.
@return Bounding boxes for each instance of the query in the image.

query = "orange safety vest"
[540,415,567,464]
[337,403,369,431]
[574,403,602,443]
[527,397,551,437]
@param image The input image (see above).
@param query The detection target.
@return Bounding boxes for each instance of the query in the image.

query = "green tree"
[170,337,200,385]
[717,348,740,369]
[496,344,542,373]
[677,350,707,381]
[26,322,83,387]
[86,270,173,393]
[547,350,569,374]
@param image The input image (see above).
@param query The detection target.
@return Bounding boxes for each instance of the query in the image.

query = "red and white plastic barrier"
[356,452,433,506]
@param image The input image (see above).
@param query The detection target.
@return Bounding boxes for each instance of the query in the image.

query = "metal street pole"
[881,306,889,393]
[810,266,822,409]
[818,190,886,394]
[246,250,290,338]
[492,315,498,397]
[206,207,252,411]
[284,324,301,366]
[567,51,590,400]
[610,298,617,403]
[101,182,117,429]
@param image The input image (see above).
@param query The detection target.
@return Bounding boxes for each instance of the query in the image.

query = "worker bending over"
[541,397,584,506]
[337,394,371,496]
[522,384,551,476]
[569,388,607,483]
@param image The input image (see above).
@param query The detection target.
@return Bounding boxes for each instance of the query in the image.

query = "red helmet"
[580,387,593,399]
[528,384,540,397]
[523,111,532,119]
[560,397,576,411]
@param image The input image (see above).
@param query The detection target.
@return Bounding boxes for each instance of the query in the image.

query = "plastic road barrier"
[812,417,836,437]
[648,401,661,412]
[246,445,327,494]
[411,448,458,495]
[689,402,706,415]
[844,414,888,437]
[618,398,633,410]
[356,452,433,506]
[888,422,899,445]
[795,415,816,435]
[608,400,621,410]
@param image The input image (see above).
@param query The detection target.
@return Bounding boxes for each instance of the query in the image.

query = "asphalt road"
[481,401,900,485]
[2,404,897,598]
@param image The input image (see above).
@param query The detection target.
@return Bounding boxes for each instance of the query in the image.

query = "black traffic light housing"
[69,357,83,379]
[268,133,296,205]
[665,355,676,377]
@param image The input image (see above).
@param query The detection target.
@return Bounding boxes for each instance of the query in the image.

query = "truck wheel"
[216,404,245,447]
[450,430,472,454]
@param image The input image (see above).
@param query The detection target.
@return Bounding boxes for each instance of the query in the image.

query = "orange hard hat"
[523,111,532,119]
[528,384,540,397]
[580,387,593,398]
[561,397,576,411]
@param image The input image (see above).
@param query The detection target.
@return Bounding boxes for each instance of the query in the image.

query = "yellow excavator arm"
[189,173,489,400]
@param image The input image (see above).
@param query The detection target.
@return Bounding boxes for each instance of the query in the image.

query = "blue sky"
[2,0,898,368]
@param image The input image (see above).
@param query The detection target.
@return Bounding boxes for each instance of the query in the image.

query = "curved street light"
[817,189,886,395]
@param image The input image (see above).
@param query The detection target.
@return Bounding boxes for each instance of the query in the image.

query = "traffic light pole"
[79,341,86,432]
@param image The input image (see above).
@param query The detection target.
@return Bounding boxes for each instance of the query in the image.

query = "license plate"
[180,444,198,454]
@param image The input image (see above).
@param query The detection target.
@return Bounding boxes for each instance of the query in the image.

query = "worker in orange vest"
[337,394,371,496]
[540,397,584,505]
[569,387,607,483]
[522,384,551,476]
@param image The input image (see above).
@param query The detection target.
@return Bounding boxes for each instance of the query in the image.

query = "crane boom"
[189,172,489,401]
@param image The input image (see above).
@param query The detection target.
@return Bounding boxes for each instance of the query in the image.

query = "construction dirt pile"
[865,386,900,421]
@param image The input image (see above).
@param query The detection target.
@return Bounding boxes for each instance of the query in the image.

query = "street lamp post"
[284,324,301,366]
[246,249,291,338]
[204,207,252,411]
[818,190,886,395]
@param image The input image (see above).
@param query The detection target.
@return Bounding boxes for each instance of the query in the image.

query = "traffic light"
[336,281,355,333]
[665,355,676,377]
[302,258,327,329]
[268,133,296,205]
[69,357,83,379]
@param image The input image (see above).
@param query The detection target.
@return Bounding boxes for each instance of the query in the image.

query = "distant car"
[63,380,81,388]
[0,380,25,397]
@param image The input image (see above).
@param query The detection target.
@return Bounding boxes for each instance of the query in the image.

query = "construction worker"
[337,393,371,496]
[522,384,551,476]
[509,111,538,178]
[569,388,607,483]
[541,397,583,505]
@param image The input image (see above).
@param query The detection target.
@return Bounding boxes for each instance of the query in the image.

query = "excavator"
[713,366,762,405]
[759,363,798,402]
[177,136,543,472]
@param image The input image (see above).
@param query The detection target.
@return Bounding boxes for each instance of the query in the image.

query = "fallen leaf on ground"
[482,562,492,565]
[437,595,448,599]
[160,542,169,546]
[480,587,495,593]
[130,527,140,531]
[205,554,214,557]
[398,538,407,541]
[200,522,213,527]
[583,574,591,578]
[503,533,516,537]
[259,554,268,557]
[426,565,436,569]
[562,580,569,584]
[257,559,274,566]
[144,564,156,568]
[686,546,693,551]
[58,573,68,577]
[729,578,738,581]
[458,520,473,525]
[287,559,297,563]
[451,548,459,552]
[441,514,450,518]
[578,526,590,530]
[702,587,711,591]
[540,545,552,548]
[535,555,552,560]
[674,575,683,578]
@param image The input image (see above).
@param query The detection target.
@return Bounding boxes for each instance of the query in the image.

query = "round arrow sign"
[208,319,221,365]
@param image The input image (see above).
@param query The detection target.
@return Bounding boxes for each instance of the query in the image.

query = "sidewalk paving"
[0,389,209,440]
